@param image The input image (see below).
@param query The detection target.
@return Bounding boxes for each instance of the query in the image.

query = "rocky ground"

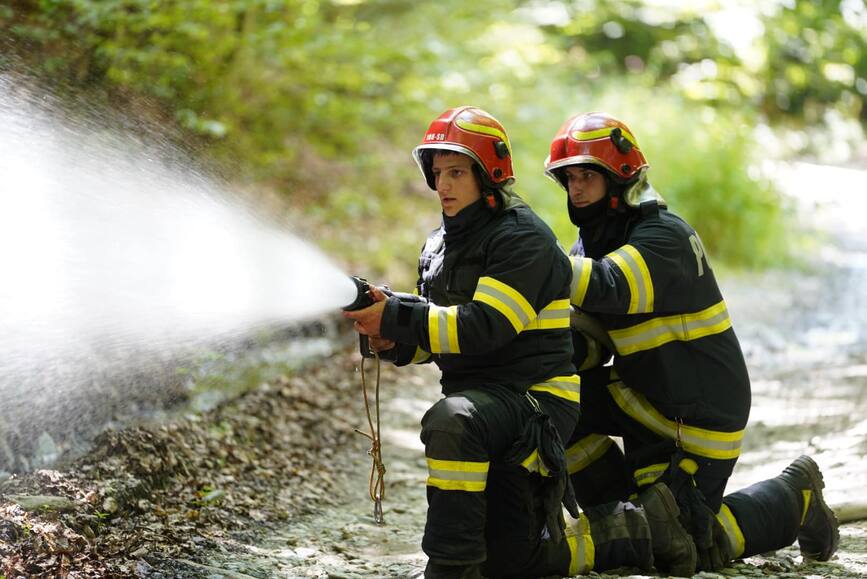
[0,351,372,577]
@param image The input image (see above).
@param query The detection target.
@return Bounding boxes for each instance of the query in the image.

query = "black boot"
[583,499,654,572]
[638,482,697,576]
[777,455,840,561]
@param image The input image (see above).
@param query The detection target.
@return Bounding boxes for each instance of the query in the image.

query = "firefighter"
[546,111,840,572]
[344,106,696,578]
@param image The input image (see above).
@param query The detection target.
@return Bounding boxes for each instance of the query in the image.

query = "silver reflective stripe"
[608,382,743,460]
[633,463,667,487]
[428,467,488,483]
[428,304,459,354]
[524,299,570,331]
[565,434,613,474]
[436,307,451,352]
[529,375,581,403]
[536,301,570,322]
[606,245,653,314]
[570,257,592,306]
[426,458,489,492]
[474,283,533,329]
[609,300,731,356]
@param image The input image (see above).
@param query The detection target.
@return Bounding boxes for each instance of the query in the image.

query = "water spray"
[0,74,356,473]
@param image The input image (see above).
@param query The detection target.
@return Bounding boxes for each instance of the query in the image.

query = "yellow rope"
[354,352,386,525]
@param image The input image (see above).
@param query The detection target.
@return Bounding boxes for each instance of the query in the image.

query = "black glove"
[504,405,580,543]
[659,454,732,571]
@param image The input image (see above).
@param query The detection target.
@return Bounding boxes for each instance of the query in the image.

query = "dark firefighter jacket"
[379,192,578,401]
[569,202,751,462]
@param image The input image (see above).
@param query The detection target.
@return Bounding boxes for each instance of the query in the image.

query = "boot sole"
[795,455,840,561]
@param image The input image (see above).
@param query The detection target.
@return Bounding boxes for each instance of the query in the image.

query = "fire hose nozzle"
[343,276,377,312]
[343,276,379,358]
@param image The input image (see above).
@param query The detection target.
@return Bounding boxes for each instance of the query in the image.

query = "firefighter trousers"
[419,384,579,577]
[564,368,807,565]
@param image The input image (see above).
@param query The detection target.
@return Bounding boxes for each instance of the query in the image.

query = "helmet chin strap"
[485,191,497,209]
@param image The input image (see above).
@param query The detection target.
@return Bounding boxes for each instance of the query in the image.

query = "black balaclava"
[564,169,635,259]
[442,196,492,243]
[567,195,608,228]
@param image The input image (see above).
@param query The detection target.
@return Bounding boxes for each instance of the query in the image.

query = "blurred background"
[3,0,865,287]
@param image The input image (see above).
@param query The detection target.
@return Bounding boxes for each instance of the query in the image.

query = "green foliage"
[759,0,867,125]
[636,103,791,268]
[3,0,845,277]
[539,0,738,80]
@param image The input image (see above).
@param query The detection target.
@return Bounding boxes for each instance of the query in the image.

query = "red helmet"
[544,112,648,189]
[413,106,514,190]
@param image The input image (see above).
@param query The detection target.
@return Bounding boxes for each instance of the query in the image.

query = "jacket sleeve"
[570,218,697,315]
[380,222,571,355]
[376,287,433,366]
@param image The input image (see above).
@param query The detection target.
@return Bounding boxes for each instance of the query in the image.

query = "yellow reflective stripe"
[523,299,570,331]
[570,256,593,306]
[566,513,595,575]
[716,504,745,558]
[609,300,732,356]
[605,245,654,314]
[427,458,489,492]
[634,462,667,487]
[801,489,812,525]
[427,304,460,354]
[571,126,638,148]
[565,434,613,474]
[679,458,699,475]
[567,535,580,575]
[519,449,551,477]
[473,276,536,333]
[411,346,431,364]
[608,382,744,460]
[427,478,487,491]
[455,118,511,155]
[529,374,581,403]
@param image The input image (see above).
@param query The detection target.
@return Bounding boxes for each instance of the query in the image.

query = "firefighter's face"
[564,166,606,208]
[432,152,482,217]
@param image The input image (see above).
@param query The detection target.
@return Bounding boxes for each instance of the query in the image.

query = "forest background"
[3,0,866,286]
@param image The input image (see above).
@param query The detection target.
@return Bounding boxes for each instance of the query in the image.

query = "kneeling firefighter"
[344,106,699,578]
[546,111,840,572]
